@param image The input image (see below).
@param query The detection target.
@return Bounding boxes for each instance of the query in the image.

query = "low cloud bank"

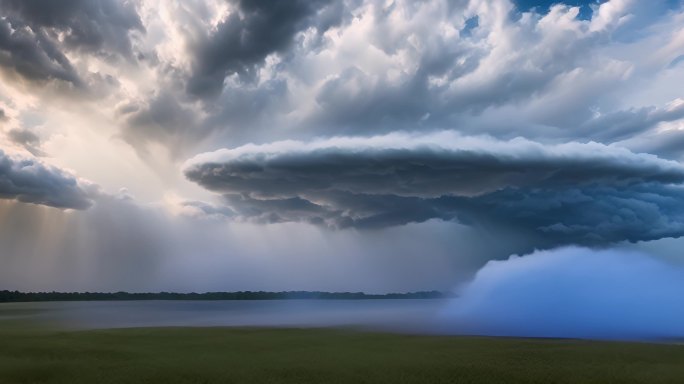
[440,247,684,340]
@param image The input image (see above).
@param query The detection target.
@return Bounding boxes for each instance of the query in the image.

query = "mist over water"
[440,247,684,341]
[0,300,447,332]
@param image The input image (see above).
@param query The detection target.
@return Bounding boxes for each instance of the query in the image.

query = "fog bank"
[441,247,684,340]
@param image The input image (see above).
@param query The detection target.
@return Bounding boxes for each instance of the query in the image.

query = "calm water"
[0,300,451,332]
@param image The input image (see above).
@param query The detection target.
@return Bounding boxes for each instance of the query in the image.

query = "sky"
[1,0,684,296]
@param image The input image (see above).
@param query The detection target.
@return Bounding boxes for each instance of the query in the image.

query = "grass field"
[1,323,684,384]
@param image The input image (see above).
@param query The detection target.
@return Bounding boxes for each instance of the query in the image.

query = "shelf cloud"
[185,132,684,246]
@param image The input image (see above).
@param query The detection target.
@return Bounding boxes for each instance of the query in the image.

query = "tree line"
[0,290,448,303]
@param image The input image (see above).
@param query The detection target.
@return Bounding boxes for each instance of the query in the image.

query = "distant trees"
[0,290,448,303]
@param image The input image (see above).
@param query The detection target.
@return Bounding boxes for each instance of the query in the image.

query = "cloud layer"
[185,132,684,246]
[91,0,683,159]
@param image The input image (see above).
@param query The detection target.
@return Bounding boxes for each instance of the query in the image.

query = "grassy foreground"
[1,325,684,384]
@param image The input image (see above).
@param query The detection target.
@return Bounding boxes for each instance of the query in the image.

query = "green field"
[1,324,684,384]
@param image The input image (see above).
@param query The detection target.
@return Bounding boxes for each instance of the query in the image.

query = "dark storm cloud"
[0,0,143,57]
[184,133,684,246]
[0,0,142,86]
[444,184,684,246]
[221,192,448,229]
[0,149,94,209]
[0,17,82,86]
[186,0,340,99]
[185,135,684,198]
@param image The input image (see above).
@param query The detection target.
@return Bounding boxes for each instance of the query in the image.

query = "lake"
[0,299,451,332]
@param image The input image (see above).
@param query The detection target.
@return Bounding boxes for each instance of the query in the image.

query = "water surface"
[0,299,449,332]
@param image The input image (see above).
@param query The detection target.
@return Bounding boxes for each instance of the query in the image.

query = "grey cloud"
[184,133,684,246]
[311,66,435,134]
[187,0,339,100]
[0,0,142,86]
[575,101,684,143]
[123,77,292,158]
[120,92,202,157]
[6,128,45,156]
[619,129,684,161]
[219,183,684,247]
[117,0,663,157]
[0,149,94,209]
[221,192,448,230]
[0,18,82,86]
[179,200,236,220]
[185,134,684,198]
[443,184,684,246]
[0,0,143,58]
[203,78,290,135]
[242,0,632,140]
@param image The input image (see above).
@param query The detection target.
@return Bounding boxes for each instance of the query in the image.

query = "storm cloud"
[0,16,81,86]
[0,149,94,209]
[187,0,342,100]
[91,0,684,158]
[0,0,143,56]
[185,132,684,245]
[1,0,684,296]
[0,0,143,86]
